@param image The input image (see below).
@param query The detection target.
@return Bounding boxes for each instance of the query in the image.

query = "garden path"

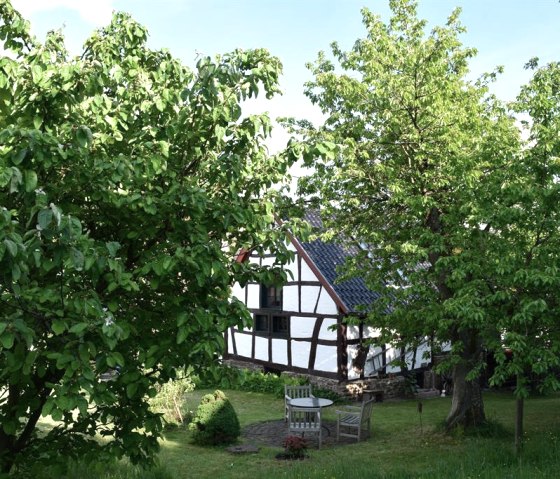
[242,419,360,449]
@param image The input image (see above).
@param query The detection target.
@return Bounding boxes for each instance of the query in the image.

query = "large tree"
[0,2,295,474]
[483,59,560,451]
[289,0,521,429]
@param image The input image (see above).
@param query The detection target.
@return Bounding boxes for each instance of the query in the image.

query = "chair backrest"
[285,384,313,400]
[360,398,375,423]
[288,406,321,433]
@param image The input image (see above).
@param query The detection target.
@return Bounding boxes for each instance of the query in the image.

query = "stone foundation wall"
[277,372,410,401]
[222,359,411,400]
[223,359,263,373]
[342,375,412,400]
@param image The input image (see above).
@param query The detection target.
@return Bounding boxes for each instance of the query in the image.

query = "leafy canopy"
[0,1,295,474]
[286,0,536,428]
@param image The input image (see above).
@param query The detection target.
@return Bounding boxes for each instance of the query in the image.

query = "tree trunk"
[0,374,54,474]
[0,431,15,475]
[445,331,486,430]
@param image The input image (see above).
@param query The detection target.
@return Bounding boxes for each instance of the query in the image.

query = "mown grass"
[39,390,560,478]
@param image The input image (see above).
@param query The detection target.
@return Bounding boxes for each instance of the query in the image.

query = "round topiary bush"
[189,390,240,446]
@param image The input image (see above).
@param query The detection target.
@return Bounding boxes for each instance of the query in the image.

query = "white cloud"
[12,0,115,27]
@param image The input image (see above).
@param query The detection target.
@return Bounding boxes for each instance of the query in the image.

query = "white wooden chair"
[336,398,375,442]
[287,405,322,449]
[284,384,315,422]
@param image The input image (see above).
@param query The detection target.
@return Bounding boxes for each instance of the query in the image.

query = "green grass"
[40,390,560,478]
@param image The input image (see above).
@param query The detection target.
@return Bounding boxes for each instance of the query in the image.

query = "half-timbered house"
[224,211,430,383]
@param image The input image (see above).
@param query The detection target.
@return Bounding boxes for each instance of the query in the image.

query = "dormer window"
[260,284,282,309]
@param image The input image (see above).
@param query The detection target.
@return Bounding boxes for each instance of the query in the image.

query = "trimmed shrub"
[189,390,240,446]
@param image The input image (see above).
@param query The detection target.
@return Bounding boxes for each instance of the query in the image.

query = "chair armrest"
[335,409,360,417]
[285,395,292,401]
[338,405,361,411]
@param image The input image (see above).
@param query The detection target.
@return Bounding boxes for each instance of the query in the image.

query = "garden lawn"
[157,390,560,479]
[39,390,560,479]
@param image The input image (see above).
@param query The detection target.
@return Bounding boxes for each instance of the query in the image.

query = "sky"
[8,0,560,153]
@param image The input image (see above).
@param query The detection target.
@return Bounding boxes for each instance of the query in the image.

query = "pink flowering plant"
[283,435,308,458]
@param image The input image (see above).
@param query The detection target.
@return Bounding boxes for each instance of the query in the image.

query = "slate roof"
[299,210,381,314]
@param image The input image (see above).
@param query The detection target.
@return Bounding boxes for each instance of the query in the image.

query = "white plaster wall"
[316,289,338,315]
[231,283,245,305]
[283,285,299,313]
[314,344,338,373]
[300,285,320,313]
[227,329,234,354]
[385,346,401,373]
[249,254,262,266]
[364,345,384,376]
[290,316,315,338]
[417,343,431,367]
[232,332,253,357]
[363,325,381,339]
[271,338,288,365]
[246,284,260,309]
[347,325,360,341]
[347,344,359,379]
[291,340,310,369]
[404,343,431,369]
[284,254,299,282]
[300,260,317,282]
[261,256,274,267]
[254,336,268,361]
[318,318,337,340]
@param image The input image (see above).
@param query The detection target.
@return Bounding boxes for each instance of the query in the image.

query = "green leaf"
[2,420,16,436]
[12,148,27,165]
[11,263,21,281]
[50,203,62,226]
[23,170,37,192]
[69,323,88,334]
[76,125,93,148]
[112,351,125,366]
[159,141,169,158]
[31,64,43,83]
[51,320,66,335]
[38,209,53,230]
[177,312,188,327]
[33,115,43,130]
[177,326,188,345]
[4,239,17,257]
[9,167,22,192]
[0,331,15,349]
[214,125,226,141]
[71,248,84,270]
[126,383,138,399]
[106,241,121,257]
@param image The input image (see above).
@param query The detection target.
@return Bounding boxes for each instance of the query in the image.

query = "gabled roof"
[295,210,381,315]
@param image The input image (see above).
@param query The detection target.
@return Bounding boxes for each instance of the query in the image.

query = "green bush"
[237,370,304,397]
[198,365,308,397]
[198,365,346,401]
[189,390,240,446]
[312,387,344,404]
[148,371,195,427]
